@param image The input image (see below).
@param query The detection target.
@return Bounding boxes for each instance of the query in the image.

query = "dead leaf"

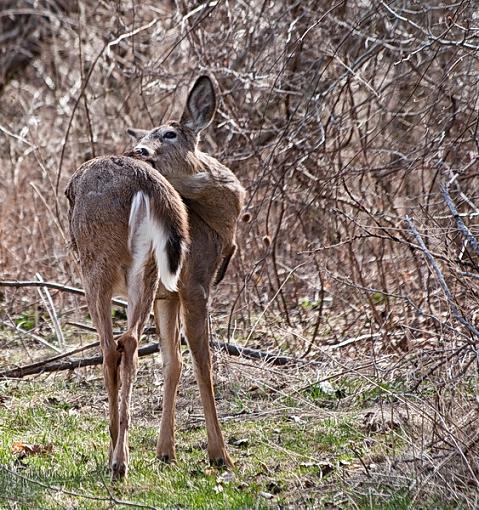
[317,461,335,477]
[12,442,53,458]
[266,481,282,494]
[289,415,304,424]
[300,461,318,468]
[259,491,274,499]
[217,471,235,483]
[229,437,249,448]
[318,381,335,394]
[300,461,335,477]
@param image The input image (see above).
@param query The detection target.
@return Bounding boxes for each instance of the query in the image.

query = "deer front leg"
[182,295,233,468]
[154,297,182,462]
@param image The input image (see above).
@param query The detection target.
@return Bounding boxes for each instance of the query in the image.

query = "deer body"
[126,147,244,285]
[66,76,244,480]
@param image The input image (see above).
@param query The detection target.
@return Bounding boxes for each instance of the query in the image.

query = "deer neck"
[155,150,203,177]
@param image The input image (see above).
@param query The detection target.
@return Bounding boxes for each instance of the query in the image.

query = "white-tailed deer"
[126,77,244,286]
[65,76,245,480]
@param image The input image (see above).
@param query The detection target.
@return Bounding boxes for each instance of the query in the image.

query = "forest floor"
[0,327,461,510]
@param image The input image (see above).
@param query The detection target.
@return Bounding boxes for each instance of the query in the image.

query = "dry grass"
[2,0,479,507]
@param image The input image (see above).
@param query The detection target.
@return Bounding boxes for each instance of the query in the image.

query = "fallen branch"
[0,339,100,378]
[0,343,161,379]
[0,280,126,307]
[0,341,296,378]
[405,215,479,340]
[0,324,301,378]
[211,340,296,365]
[69,321,300,366]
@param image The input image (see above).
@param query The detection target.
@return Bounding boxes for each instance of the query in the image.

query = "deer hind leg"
[111,257,158,480]
[154,295,181,462]
[84,277,121,469]
[181,292,233,468]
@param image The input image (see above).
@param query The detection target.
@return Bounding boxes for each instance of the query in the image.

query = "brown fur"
[65,76,243,480]
[125,148,245,284]
[65,155,189,480]
[126,122,245,285]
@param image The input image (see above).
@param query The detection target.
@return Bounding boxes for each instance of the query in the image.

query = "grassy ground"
[0,332,463,509]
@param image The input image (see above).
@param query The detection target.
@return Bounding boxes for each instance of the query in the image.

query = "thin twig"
[0,123,37,148]
[405,216,479,341]
[0,280,127,307]
[35,273,65,349]
[442,184,479,258]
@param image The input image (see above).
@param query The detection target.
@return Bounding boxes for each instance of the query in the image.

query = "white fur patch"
[128,191,181,293]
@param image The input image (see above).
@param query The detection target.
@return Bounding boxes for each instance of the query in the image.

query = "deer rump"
[65,155,189,295]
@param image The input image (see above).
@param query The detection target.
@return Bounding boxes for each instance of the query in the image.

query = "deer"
[126,79,244,287]
[65,76,245,480]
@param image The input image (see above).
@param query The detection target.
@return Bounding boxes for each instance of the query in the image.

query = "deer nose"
[135,147,150,156]
[134,146,153,157]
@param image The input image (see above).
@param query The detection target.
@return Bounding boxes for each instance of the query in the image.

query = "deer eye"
[163,131,177,140]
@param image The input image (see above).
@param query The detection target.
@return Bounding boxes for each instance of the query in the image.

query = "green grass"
[5,353,459,510]
[294,376,411,421]
[0,372,409,510]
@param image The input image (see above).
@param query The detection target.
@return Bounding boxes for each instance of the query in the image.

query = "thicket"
[1,0,479,505]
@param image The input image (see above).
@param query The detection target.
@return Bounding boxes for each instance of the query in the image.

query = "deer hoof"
[156,442,176,463]
[210,456,235,468]
[209,451,234,469]
[111,461,128,480]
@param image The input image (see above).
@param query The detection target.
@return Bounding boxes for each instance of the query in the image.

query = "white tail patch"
[128,191,181,292]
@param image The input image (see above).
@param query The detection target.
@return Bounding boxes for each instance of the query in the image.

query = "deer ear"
[180,76,216,134]
[127,128,149,141]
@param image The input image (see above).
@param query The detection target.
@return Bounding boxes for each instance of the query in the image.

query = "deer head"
[127,76,216,176]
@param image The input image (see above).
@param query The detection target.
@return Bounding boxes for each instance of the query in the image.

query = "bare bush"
[2,0,479,505]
